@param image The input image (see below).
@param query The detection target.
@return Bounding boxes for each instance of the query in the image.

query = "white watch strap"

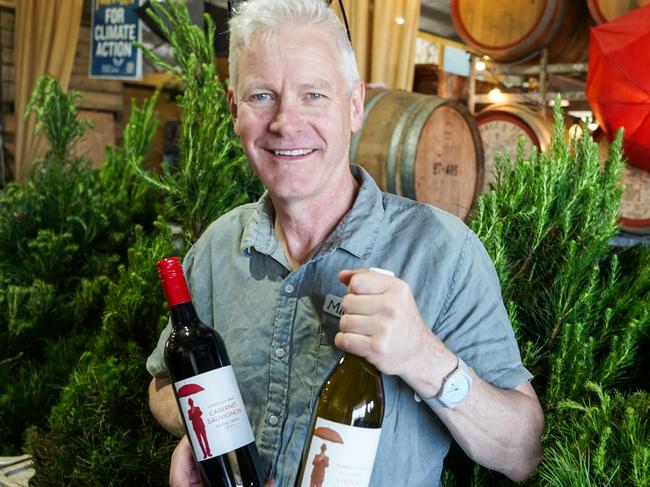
[414,357,471,409]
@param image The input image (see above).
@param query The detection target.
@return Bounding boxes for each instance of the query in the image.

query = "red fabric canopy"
[586,4,650,171]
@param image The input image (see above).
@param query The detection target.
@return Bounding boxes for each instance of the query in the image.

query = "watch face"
[444,375,470,404]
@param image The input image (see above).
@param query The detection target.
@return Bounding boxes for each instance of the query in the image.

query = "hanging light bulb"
[488,88,505,103]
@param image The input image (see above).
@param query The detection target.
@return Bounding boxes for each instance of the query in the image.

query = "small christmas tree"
[443,101,650,485]
[0,76,159,455]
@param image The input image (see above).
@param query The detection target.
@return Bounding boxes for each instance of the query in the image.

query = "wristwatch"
[422,357,473,409]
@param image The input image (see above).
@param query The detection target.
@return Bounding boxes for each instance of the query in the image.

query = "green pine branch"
[25,75,92,167]
[464,98,650,484]
[133,0,263,244]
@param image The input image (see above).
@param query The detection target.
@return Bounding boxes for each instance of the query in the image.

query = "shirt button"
[268,415,279,426]
[275,347,286,359]
[284,284,295,294]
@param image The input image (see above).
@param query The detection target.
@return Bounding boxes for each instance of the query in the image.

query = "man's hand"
[169,436,274,487]
[336,268,456,393]
[169,436,202,487]
[336,268,544,481]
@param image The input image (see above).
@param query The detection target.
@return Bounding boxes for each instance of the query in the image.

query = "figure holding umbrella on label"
[309,427,343,487]
[178,384,212,459]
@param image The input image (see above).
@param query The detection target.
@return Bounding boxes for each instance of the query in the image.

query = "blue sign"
[90,0,142,79]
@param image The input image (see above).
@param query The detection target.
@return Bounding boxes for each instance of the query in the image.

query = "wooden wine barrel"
[593,130,650,234]
[350,89,484,220]
[587,0,650,24]
[450,0,592,63]
[475,105,553,194]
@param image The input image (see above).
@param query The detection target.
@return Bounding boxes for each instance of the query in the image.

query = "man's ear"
[350,81,365,134]
[228,87,240,135]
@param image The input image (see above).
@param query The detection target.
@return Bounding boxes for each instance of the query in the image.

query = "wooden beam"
[0,0,14,9]
[474,91,587,105]
[492,63,589,76]
[417,31,479,56]
[77,91,123,112]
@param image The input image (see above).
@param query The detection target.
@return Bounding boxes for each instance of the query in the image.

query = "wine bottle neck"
[170,301,200,327]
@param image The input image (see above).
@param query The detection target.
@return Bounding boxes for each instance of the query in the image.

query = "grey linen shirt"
[147,165,532,486]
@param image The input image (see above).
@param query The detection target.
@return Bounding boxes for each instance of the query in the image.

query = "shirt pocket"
[321,314,340,344]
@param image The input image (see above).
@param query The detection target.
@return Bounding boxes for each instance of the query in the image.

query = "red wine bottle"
[157,257,264,487]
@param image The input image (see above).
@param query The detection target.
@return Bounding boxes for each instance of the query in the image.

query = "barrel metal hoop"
[387,94,426,195]
[349,89,392,166]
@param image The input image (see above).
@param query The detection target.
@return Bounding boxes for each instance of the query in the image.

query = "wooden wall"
[2,16,125,177]
[2,7,15,179]
[69,25,123,168]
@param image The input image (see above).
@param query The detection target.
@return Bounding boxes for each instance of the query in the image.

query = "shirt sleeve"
[432,228,532,392]
[145,318,172,378]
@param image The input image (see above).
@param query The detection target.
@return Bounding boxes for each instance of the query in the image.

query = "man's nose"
[269,99,306,134]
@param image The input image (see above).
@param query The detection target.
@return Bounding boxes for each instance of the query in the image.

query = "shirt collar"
[240,165,384,261]
[240,191,278,256]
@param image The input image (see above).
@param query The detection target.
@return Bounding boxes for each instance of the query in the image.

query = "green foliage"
[95,225,178,357]
[99,93,162,229]
[21,1,263,483]
[0,332,93,454]
[135,0,263,244]
[469,103,648,398]
[540,383,650,487]
[25,75,92,165]
[447,100,650,485]
[26,230,176,486]
[0,75,160,454]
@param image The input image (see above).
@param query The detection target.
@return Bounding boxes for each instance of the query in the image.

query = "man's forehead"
[236,29,344,91]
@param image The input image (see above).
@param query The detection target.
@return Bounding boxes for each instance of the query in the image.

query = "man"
[147,0,544,485]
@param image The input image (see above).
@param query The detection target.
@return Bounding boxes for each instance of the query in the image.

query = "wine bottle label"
[174,366,255,461]
[299,417,381,487]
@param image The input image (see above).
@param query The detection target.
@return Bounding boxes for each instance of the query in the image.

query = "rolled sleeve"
[434,229,532,390]
[145,319,171,378]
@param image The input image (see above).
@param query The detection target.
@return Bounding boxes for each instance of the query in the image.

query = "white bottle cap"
[368,267,395,277]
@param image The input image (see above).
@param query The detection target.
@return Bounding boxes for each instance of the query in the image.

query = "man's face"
[229,25,364,205]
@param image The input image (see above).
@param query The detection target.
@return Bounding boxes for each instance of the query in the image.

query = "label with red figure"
[174,366,255,460]
[299,417,381,487]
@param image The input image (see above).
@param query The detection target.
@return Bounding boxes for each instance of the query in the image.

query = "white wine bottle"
[294,268,393,487]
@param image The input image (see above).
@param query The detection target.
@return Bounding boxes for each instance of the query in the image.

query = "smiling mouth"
[270,149,316,157]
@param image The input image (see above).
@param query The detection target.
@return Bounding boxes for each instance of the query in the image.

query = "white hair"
[228,0,361,97]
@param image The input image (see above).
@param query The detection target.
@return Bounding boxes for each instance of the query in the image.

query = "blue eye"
[307,92,324,100]
[252,93,271,101]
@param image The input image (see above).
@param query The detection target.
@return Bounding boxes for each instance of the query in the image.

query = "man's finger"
[339,313,383,337]
[334,330,372,357]
[339,268,394,294]
[338,268,364,287]
[341,293,385,317]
